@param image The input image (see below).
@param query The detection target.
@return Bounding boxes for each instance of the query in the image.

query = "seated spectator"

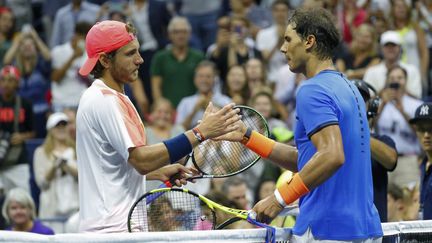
[0,7,15,67]
[33,112,78,233]
[409,102,432,220]
[222,65,249,105]
[2,187,54,234]
[336,24,381,80]
[377,65,423,188]
[151,16,204,107]
[176,60,231,130]
[51,22,92,112]
[341,0,368,44]
[3,26,51,138]
[363,31,422,98]
[210,16,262,87]
[0,65,34,196]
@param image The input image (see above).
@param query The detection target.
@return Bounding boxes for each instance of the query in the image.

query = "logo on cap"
[419,105,429,116]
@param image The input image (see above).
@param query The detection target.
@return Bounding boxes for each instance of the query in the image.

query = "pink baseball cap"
[79,20,136,76]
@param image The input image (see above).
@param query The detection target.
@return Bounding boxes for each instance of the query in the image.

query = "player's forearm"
[370,137,397,170]
[268,143,298,172]
[298,148,344,190]
[129,131,199,175]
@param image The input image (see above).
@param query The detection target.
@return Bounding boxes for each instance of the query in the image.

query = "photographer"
[377,65,423,189]
[33,112,78,233]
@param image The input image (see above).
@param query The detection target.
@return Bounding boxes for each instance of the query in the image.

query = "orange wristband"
[276,173,310,205]
[244,131,275,158]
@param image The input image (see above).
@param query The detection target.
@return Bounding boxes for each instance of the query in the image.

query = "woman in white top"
[33,112,78,233]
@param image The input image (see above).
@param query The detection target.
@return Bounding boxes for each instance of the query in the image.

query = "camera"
[388,82,400,90]
[21,24,31,34]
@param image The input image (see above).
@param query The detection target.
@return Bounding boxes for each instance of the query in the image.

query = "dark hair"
[288,8,340,60]
[272,0,290,9]
[387,65,408,80]
[195,60,217,76]
[90,50,116,78]
[221,177,246,194]
[90,22,137,78]
[74,22,92,36]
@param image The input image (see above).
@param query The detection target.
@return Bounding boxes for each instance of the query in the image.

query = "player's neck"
[305,58,335,78]
[100,76,125,94]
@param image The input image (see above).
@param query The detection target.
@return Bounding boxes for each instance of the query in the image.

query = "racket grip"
[163,173,184,188]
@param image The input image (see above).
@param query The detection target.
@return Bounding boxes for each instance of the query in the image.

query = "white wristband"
[274,189,287,207]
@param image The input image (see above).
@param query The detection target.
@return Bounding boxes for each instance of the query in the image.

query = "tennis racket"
[164,105,270,187]
[127,187,276,242]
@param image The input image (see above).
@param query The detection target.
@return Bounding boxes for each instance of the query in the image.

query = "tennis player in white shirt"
[76,20,240,233]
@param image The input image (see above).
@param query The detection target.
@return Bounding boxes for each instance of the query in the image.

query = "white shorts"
[290,228,382,243]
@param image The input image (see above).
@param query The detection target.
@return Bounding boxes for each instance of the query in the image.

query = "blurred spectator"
[253,178,276,205]
[2,187,54,234]
[390,0,429,86]
[221,177,251,210]
[62,108,77,142]
[0,7,14,67]
[222,65,249,105]
[341,0,368,44]
[41,0,70,44]
[33,112,78,233]
[255,0,289,84]
[205,16,231,60]
[0,65,34,196]
[251,89,292,141]
[146,98,184,146]
[4,0,31,31]
[204,189,246,229]
[245,58,267,93]
[409,102,432,220]
[377,65,423,188]
[145,98,185,191]
[127,0,173,105]
[229,0,272,38]
[336,24,381,80]
[50,22,92,112]
[364,31,422,98]
[352,79,398,222]
[176,60,231,130]
[49,0,100,48]
[387,183,405,222]
[3,26,51,138]
[151,16,204,107]
[367,11,390,41]
[414,0,432,96]
[273,64,304,129]
[210,16,262,86]
[179,0,222,52]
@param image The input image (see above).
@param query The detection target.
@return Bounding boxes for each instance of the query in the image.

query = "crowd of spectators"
[0,0,431,234]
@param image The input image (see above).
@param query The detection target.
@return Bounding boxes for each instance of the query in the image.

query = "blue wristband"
[163,133,192,164]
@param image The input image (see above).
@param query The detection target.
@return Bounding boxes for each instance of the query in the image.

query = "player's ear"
[304,34,316,52]
[99,53,112,69]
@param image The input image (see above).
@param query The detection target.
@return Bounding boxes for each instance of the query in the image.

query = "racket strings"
[193,108,268,176]
[130,190,216,232]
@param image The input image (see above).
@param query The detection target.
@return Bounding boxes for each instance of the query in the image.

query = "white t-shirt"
[76,79,147,233]
[363,62,422,98]
[51,42,89,110]
[377,95,423,155]
[256,25,287,83]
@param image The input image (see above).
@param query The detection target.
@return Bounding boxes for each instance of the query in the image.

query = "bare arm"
[30,27,51,61]
[151,75,163,101]
[298,125,345,189]
[267,143,298,172]
[3,34,22,65]
[370,137,397,171]
[415,25,429,81]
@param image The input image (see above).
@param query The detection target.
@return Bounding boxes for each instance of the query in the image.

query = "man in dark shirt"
[409,103,432,220]
[0,65,35,199]
[352,79,398,222]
